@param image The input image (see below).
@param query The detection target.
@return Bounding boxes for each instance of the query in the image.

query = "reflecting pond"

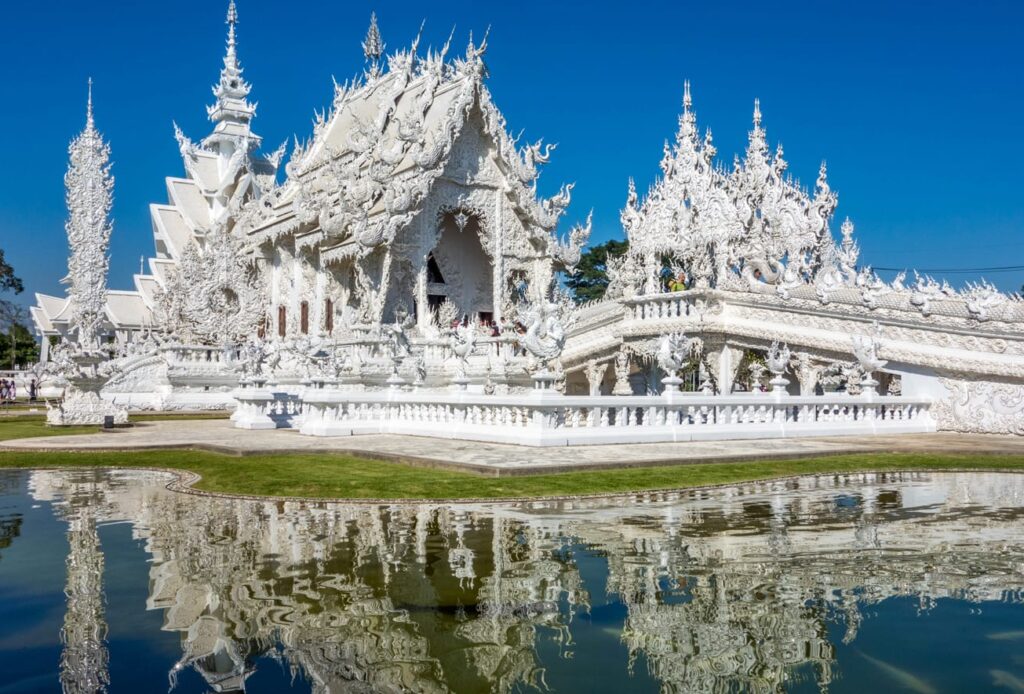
[1,469,1024,692]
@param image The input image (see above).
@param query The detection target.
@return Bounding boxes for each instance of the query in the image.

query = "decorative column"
[415,262,430,330]
[613,348,633,395]
[703,342,744,395]
[584,359,609,396]
[492,188,505,325]
[791,352,824,396]
[49,84,127,426]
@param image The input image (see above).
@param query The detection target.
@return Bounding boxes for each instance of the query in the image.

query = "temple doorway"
[428,211,493,324]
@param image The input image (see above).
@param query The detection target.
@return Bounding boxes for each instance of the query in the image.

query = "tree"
[0,249,23,294]
[564,239,629,303]
[0,314,39,369]
[0,248,35,369]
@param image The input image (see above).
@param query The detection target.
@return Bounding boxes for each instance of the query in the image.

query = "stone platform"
[2,420,1023,476]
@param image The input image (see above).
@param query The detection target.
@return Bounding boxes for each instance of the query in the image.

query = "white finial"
[226,1,238,58]
[363,12,384,63]
[683,80,692,112]
[86,78,94,127]
[753,98,762,127]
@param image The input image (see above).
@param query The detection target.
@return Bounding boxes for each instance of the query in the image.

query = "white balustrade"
[623,292,697,323]
[284,388,935,446]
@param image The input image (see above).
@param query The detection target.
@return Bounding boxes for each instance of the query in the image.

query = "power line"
[872,264,1024,274]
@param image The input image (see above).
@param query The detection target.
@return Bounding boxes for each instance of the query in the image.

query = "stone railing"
[622,292,700,322]
[234,385,934,446]
[232,379,304,429]
[163,344,241,367]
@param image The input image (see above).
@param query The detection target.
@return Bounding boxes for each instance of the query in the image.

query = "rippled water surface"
[1,469,1024,692]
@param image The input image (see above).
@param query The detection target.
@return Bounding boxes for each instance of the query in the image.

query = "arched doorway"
[427,210,494,324]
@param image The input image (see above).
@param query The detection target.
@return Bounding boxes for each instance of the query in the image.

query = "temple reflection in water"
[24,470,1024,693]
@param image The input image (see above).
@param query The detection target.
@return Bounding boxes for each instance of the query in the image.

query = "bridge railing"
[234,384,934,446]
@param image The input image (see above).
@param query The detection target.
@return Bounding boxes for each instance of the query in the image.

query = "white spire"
[683,80,692,112]
[753,98,762,127]
[363,12,385,80]
[206,0,259,145]
[64,82,114,350]
[226,0,238,59]
[86,77,94,129]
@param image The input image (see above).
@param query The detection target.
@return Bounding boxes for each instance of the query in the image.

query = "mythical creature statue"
[520,299,568,366]
[851,325,887,389]
[238,339,271,380]
[448,323,476,381]
[909,272,955,316]
[963,280,1007,322]
[766,341,792,391]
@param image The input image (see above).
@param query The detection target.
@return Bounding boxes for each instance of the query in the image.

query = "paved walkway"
[3,420,1024,476]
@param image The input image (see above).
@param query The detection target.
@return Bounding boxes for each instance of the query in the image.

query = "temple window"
[300,301,309,334]
[325,299,334,334]
[278,306,286,337]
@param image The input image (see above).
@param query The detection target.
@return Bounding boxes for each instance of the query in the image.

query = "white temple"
[31,3,1024,438]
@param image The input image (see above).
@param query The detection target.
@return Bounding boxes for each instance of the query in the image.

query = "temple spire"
[363,12,384,80]
[683,80,692,113]
[86,78,94,129]
[753,98,762,127]
[226,0,238,60]
[64,83,114,350]
[206,0,259,146]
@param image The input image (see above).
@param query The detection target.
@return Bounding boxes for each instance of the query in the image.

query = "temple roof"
[240,23,587,260]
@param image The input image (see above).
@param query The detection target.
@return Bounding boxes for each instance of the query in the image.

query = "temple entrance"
[427,211,493,324]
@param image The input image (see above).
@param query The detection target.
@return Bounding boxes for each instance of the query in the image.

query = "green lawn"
[2,416,1023,500]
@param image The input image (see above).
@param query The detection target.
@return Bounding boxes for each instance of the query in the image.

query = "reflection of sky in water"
[0,469,1023,692]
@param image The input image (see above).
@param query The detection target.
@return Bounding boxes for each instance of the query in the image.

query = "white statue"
[448,323,476,383]
[519,299,568,370]
[851,325,887,392]
[766,341,791,392]
[656,332,692,391]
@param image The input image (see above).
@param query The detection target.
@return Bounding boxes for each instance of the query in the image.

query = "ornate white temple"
[31,3,1024,438]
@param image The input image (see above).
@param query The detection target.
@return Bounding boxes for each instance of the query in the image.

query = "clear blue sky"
[2,0,1022,303]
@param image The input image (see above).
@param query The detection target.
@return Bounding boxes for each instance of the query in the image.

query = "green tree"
[564,239,629,303]
[0,248,36,369]
[0,249,22,294]
[0,318,38,369]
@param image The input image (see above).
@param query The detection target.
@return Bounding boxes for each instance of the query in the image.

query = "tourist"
[668,271,687,292]
[29,379,37,402]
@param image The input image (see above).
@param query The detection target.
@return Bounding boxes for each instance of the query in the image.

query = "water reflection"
[14,470,1024,692]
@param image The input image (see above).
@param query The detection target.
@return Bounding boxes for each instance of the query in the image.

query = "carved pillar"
[492,189,505,325]
[613,348,633,395]
[705,344,744,394]
[415,263,430,330]
[313,252,327,333]
[290,247,303,334]
[791,352,824,396]
[584,359,609,396]
[270,249,282,338]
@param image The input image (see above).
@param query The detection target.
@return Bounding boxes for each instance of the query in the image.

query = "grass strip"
[1,447,1022,501]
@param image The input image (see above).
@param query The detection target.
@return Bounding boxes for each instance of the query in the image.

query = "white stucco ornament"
[766,341,792,392]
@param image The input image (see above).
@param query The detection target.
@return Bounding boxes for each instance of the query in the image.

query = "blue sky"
[1,0,1022,303]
